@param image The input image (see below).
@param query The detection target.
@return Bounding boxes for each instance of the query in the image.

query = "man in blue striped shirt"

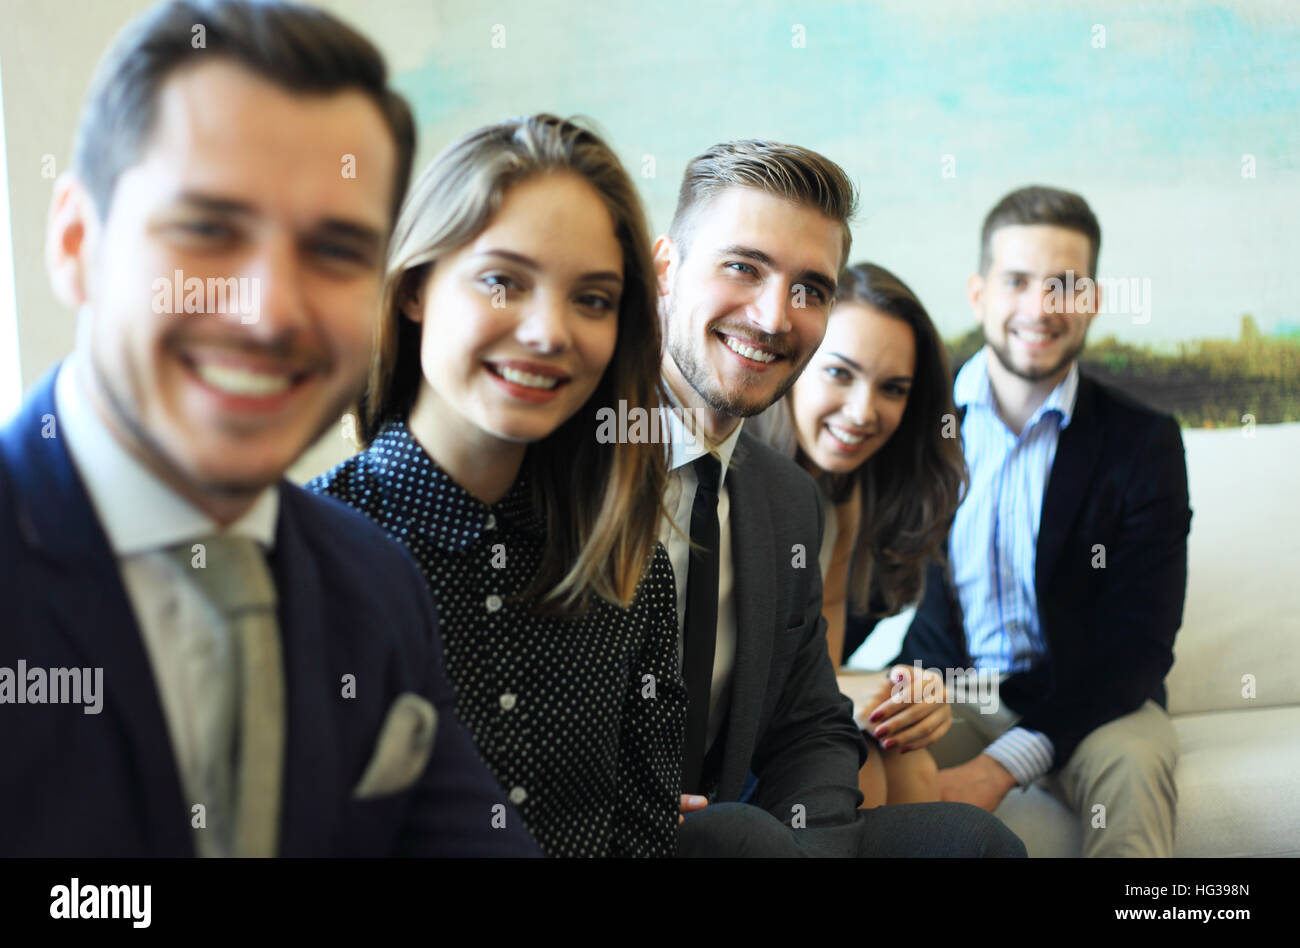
[896,186,1190,856]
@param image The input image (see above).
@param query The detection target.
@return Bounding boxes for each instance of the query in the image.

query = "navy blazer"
[890,372,1192,769]
[0,367,539,857]
[709,432,868,826]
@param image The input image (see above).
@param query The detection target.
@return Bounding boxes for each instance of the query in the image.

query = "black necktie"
[682,453,722,794]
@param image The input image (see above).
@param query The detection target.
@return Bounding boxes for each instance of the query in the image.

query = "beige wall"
[0,0,438,480]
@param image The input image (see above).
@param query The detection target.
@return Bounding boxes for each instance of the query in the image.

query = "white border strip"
[0,59,22,424]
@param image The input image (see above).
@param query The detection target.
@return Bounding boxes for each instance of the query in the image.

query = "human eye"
[477,272,522,294]
[724,261,759,277]
[168,217,235,245]
[824,365,851,382]
[576,291,617,315]
[883,382,911,398]
[801,284,828,305]
[309,240,371,267]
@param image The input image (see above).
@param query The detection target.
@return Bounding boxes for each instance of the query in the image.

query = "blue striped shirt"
[948,350,1079,786]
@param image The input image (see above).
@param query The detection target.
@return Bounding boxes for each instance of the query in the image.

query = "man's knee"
[856,802,1027,857]
[1070,722,1178,796]
[676,803,805,858]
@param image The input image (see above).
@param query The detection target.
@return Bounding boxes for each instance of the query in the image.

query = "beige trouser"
[928,697,1179,857]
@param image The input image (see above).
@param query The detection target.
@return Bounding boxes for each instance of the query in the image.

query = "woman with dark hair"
[308,115,684,856]
[749,261,967,806]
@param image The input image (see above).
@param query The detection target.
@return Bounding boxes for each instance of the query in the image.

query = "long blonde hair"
[363,115,669,618]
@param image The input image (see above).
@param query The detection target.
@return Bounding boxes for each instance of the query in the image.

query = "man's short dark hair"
[669,139,858,268]
[71,0,415,226]
[979,185,1101,278]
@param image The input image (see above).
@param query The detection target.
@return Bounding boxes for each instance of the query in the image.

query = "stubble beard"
[665,303,806,419]
[984,324,1087,384]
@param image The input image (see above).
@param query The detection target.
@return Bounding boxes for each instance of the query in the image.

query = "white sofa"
[849,423,1300,857]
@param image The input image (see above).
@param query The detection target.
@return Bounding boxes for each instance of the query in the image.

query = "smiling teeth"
[1014,329,1056,343]
[723,336,777,363]
[498,366,560,390]
[827,424,866,446]
[194,361,293,397]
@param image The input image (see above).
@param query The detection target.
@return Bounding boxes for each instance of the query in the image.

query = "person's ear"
[651,234,676,297]
[45,173,96,309]
[966,271,986,325]
[398,269,427,323]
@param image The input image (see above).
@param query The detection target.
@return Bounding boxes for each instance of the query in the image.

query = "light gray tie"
[166,535,285,858]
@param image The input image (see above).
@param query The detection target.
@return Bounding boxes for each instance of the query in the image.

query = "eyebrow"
[1000,268,1078,284]
[826,352,912,383]
[475,248,623,285]
[826,351,863,372]
[170,190,385,250]
[717,244,837,297]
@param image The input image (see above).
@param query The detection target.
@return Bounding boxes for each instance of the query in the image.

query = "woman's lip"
[484,359,570,380]
[822,423,876,453]
[483,363,565,403]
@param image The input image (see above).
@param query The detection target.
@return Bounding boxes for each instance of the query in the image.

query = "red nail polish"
[868,711,883,723]
[882,739,897,750]
[874,727,889,739]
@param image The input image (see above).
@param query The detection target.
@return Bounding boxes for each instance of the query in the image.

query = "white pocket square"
[352,693,439,800]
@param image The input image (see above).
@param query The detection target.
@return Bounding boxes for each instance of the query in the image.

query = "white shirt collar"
[55,359,279,556]
[662,381,744,486]
[954,348,1080,432]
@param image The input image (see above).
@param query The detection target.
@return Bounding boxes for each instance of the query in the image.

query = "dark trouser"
[676,801,1027,857]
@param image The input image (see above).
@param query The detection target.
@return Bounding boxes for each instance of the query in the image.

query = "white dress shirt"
[55,359,279,849]
[657,392,744,752]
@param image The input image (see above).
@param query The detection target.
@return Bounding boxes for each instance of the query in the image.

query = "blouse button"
[485,594,503,613]
[508,786,527,805]
[499,692,517,711]
[485,513,497,530]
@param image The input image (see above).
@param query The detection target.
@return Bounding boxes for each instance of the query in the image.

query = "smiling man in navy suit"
[883,186,1192,857]
[0,0,536,857]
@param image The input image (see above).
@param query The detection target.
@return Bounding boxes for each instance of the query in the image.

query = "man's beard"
[984,326,1086,383]
[665,311,806,419]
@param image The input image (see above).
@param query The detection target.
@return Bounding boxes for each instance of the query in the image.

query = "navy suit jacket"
[0,368,539,857]
[889,372,1193,769]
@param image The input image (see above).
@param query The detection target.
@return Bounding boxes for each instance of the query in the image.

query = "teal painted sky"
[394,0,1300,345]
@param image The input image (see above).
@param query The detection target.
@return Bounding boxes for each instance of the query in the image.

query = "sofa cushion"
[993,705,1300,857]
[1169,705,1300,856]
[1166,425,1300,715]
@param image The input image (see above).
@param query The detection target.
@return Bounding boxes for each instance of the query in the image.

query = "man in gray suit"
[655,140,1025,856]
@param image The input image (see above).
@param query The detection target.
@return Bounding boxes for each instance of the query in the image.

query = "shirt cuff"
[984,727,1055,789]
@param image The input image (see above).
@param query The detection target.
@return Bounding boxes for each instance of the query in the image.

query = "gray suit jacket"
[709,431,868,827]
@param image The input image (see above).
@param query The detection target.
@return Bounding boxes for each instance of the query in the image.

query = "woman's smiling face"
[405,172,624,447]
[789,302,916,475]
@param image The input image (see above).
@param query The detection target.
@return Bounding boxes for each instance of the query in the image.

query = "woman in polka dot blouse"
[309,115,686,857]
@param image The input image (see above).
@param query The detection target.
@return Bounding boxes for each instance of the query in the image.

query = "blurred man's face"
[49,59,395,517]
[969,224,1098,386]
[655,187,842,433]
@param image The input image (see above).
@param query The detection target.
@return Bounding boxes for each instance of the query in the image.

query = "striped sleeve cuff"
[984,727,1055,789]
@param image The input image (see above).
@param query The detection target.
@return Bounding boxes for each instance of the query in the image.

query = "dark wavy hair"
[794,262,967,619]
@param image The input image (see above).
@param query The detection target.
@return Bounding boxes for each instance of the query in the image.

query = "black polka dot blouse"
[308,421,686,857]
